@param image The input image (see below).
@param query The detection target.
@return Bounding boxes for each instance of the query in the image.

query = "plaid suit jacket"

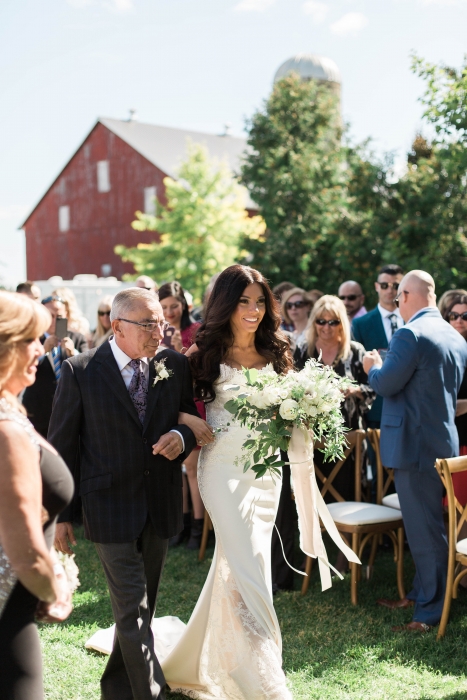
[48,341,197,543]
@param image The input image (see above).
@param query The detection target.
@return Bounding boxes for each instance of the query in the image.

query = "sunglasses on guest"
[339,294,359,302]
[98,310,111,317]
[378,282,399,290]
[315,318,341,327]
[448,311,467,322]
[286,300,310,310]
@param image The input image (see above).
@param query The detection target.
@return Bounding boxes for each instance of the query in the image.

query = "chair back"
[435,456,467,549]
[367,428,395,505]
[314,429,366,502]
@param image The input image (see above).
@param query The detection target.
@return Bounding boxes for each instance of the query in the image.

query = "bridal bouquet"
[224,358,353,479]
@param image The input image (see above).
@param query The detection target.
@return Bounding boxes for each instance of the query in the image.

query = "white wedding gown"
[161,364,292,699]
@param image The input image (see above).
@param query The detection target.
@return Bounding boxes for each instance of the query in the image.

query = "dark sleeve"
[293,345,307,371]
[172,354,197,456]
[351,318,363,345]
[351,343,375,410]
[368,328,418,397]
[74,333,89,353]
[47,359,83,522]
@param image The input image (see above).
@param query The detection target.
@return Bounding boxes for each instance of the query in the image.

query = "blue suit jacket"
[352,307,388,422]
[368,308,467,472]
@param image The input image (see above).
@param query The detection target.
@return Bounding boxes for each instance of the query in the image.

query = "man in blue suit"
[363,270,467,632]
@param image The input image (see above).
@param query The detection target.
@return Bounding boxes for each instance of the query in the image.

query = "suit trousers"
[394,468,448,626]
[271,463,296,591]
[95,520,168,700]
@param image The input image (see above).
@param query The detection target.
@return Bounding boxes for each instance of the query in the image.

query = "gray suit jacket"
[48,341,197,543]
[368,308,467,472]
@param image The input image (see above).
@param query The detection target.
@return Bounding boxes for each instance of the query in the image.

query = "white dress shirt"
[378,304,404,344]
[109,336,185,451]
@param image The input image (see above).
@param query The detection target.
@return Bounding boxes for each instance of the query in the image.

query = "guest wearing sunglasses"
[280,287,313,347]
[338,280,367,322]
[295,295,375,502]
[90,296,114,349]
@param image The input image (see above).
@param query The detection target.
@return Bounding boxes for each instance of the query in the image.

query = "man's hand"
[54,522,76,555]
[152,432,183,460]
[61,337,75,357]
[363,349,383,375]
[43,335,59,353]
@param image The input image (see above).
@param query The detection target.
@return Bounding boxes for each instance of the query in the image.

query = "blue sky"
[1,0,466,285]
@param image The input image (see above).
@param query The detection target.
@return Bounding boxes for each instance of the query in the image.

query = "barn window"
[58,205,70,232]
[97,160,111,192]
[144,186,157,215]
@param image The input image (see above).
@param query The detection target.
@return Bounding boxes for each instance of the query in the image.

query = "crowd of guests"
[3,264,467,696]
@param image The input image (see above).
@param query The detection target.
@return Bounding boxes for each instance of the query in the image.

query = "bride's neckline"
[220,362,271,373]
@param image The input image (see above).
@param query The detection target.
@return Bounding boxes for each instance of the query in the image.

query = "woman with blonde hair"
[90,295,114,348]
[294,295,374,502]
[280,286,313,346]
[52,286,90,337]
[0,292,74,699]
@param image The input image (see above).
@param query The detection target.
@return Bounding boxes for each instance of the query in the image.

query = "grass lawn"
[40,528,467,699]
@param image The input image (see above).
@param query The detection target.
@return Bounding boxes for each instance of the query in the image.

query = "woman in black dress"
[294,294,375,502]
[0,291,74,700]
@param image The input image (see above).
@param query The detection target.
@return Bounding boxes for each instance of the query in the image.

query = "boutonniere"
[153,357,174,387]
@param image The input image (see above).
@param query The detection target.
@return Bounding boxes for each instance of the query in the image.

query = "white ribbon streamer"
[288,425,361,591]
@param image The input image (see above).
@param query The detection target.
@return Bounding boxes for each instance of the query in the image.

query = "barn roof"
[100,117,249,181]
[20,118,255,228]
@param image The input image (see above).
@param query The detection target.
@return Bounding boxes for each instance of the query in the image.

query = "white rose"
[279,399,299,420]
[159,368,169,379]
[263,386,282,406]
[247,392,268,410]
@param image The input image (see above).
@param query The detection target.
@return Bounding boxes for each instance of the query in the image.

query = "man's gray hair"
[110,288,159,321]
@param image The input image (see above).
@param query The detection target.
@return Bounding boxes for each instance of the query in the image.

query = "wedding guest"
[52,287,90,337]
[22,295,88,437]
[443,294,467,506]
[364,270,467,632]
[272,281,295,331]
[438,288,467,319]
[159,281,204,549]
[281,287,313,347]
[135,275,158,293]
[295,295,374,502]
[16,280,41,302]
[338,280,367,322]
[0,291,73,700]
[90,296,114,349]
[307,289,324,305]
[191,273,220,323]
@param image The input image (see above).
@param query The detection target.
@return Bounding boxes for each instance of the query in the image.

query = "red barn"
[21,117,251,281]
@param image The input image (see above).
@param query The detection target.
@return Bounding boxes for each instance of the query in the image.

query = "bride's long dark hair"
[190,265,293,402]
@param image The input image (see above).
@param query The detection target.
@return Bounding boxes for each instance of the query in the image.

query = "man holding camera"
[22,295,88,437]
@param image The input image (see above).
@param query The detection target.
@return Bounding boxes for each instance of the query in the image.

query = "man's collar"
[109,336,149,371]
[378,304,401,319]
[407,306,438,323]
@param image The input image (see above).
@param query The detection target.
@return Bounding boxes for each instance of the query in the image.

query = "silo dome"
[274,53,341,86]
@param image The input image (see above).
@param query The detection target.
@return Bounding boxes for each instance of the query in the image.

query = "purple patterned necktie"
[128,359,148,424]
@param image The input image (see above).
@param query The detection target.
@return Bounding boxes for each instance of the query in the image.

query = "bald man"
[363,270,467,632]
[338,280,367,321]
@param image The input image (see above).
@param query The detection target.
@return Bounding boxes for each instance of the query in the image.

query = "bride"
[163,264,294,699]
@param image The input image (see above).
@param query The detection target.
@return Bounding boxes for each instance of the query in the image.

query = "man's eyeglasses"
[315,318,341,327]
[339,295,359,302]
[378,282,399,291]
[394,291,409,308]
[117,318,169,333]
[448,311,467,322]
[286,300,310,310]
[42,296,64,305]
[98,310,111,317]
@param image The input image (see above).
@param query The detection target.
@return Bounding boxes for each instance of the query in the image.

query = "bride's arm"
[178,412,214,444]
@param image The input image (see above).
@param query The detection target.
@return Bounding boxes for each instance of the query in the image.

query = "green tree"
[116,142,265,303]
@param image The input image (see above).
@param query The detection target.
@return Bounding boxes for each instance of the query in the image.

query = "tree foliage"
[116,142,265,303]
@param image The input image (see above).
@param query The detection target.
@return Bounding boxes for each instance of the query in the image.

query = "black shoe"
[169,513,191,547]
[186,518,204,550]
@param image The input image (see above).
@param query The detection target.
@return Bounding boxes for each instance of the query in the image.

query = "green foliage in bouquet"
[223,360,353,479]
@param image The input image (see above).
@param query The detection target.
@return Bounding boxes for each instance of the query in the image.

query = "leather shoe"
[391,621,432,633]
[377,597,414,609]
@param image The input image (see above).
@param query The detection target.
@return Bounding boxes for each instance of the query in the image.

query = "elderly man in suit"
[363,270,467,632]
[49,288,209,700]
[23,295,88,437]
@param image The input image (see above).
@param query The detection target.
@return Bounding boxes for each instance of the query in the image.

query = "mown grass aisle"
[40,529,467,699]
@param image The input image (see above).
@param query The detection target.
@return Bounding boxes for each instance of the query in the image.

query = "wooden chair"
[301,429,405,605]
[367,429,400,511]
[435,455,467,639]
[198,511,213,562]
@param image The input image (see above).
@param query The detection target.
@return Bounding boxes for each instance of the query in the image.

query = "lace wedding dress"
[161,364,292,699]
